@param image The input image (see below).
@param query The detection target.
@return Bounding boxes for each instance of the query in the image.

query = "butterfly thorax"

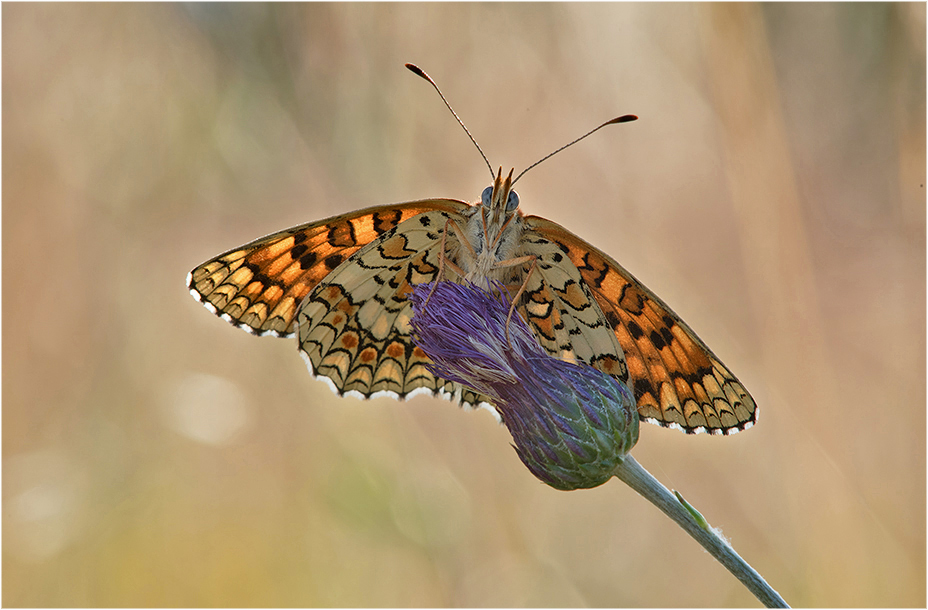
[450,167,527,288]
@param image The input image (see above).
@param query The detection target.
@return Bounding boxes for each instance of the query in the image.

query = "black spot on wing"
[251,272,284,290]
[299,251,318,270]
[605,310,621,328]
[659,326,674,347]
[290,244,308,260]
[649,329,666,350]
[324,254,344,270]
[627,319,644,340]
[634,377,654,401]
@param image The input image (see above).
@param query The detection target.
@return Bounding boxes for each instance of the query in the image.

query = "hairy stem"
[612,455,789,608]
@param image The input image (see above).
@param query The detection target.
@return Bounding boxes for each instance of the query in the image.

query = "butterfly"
[187,64,757,435]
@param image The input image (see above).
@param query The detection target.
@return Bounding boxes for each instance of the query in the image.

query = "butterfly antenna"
[406,63,494,179]
[512,114,638,185]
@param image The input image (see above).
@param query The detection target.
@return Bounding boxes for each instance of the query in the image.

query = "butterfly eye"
[506,190,520,212]
[481,186,493,206]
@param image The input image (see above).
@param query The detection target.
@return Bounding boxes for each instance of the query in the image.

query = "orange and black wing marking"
[525,216,757,435]
[294,208,490,409]
[187,199,470,337]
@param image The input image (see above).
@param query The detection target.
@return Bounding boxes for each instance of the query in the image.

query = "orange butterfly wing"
[526,216,757,435]
[187,199,470,337]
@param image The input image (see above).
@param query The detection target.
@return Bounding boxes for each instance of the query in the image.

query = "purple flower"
[409,281,639,490]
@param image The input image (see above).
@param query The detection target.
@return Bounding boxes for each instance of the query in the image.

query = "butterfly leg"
[423,218,470,308]
[491,255,538,347]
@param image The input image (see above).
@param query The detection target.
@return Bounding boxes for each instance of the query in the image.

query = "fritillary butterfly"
[187,65,757,435]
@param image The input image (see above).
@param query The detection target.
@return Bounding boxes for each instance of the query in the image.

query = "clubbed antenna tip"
[406,62,494,178]
[610,114,639,124]
[405,63,426,78]
[513,114,639,185]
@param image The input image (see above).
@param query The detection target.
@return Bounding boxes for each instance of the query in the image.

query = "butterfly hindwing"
[187,199,469,337]
[515,233,631,384]
[525,216,757,435]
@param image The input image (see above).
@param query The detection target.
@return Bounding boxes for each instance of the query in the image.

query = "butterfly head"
[458,166,525,282]
[480,167,520,226]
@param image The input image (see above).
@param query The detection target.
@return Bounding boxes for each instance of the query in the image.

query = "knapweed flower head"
[409,281,639,490]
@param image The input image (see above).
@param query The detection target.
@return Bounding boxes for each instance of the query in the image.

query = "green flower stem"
[612,455,789,608]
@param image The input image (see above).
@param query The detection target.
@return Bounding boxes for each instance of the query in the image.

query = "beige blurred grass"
[3,3,924,607]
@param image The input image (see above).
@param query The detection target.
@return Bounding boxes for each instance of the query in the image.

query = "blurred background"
[3,3,924,607]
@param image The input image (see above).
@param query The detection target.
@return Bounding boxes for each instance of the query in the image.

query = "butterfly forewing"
[187,200,468,337]
[525,216,757,435]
